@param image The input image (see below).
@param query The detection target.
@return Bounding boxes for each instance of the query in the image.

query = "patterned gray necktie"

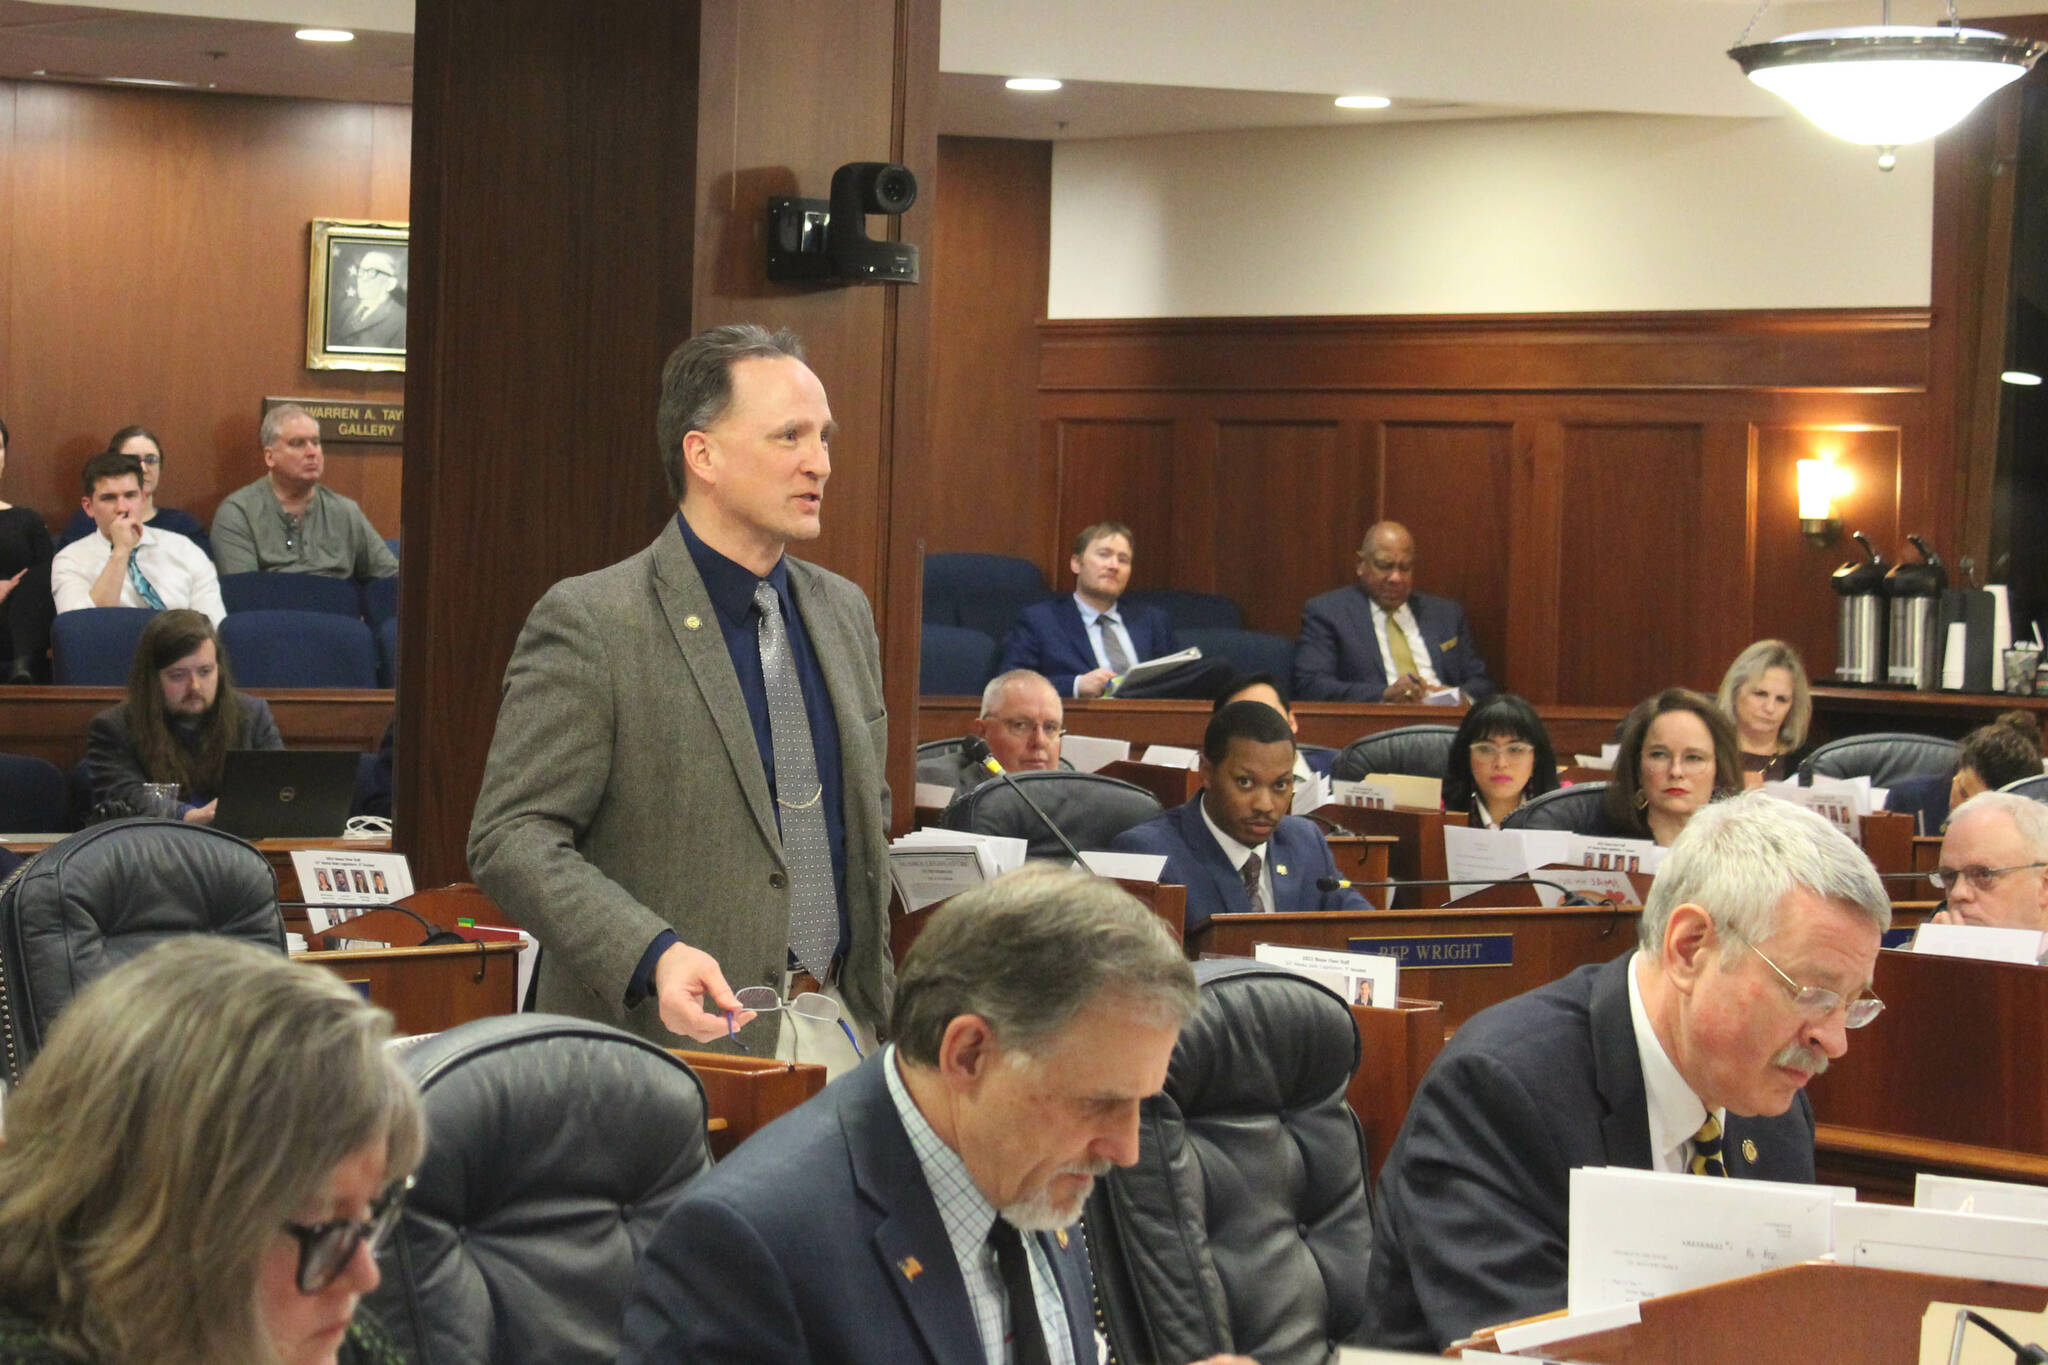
[1241,849,1268,914]
[752,580,840,979]
[1099,613,1133,674]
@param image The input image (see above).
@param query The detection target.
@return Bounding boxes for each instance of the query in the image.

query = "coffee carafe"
[1830,532,1886,685]
[1884,535,1947,691]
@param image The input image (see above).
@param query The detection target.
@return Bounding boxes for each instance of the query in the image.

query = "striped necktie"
[126,549,167,611]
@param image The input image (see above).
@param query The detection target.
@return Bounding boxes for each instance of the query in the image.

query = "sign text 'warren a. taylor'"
[260,397,404,445]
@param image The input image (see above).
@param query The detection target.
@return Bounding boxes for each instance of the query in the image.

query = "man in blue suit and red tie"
[1293,520,1494,704]
[1000,522,1178,698]
[1111,701,1369,932]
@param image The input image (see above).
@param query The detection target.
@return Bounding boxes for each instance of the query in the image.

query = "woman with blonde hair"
[1715,639,1814,788]
[0,937,422,1365]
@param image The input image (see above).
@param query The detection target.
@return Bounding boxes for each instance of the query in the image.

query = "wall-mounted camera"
[766,161,921,285]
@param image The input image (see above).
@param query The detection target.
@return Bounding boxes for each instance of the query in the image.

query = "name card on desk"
[1836,1203,2048,1286]
[1347,933,1513,969]
[1058,733,1130,773]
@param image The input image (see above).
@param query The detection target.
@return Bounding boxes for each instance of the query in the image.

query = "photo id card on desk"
[292,850,414,930]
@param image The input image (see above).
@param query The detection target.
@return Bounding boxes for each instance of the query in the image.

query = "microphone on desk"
[1946,1308,2048,1365]
[1315,875,1606,908]
[960,736,1088,866]
[279,900,469,947]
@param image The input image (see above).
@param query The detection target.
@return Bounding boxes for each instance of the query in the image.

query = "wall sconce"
[1796,457,1849,547]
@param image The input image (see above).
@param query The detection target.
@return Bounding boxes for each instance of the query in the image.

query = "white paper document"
[1139,744,1201,770]
[1105,646,1204,695]
[1916,1174,2048,1221]
[1441,826,1576,901]
[887,829,1029,910]
[1489,1299,1642,1356]
[914,780,957,808]
[1572,744,1620,771]
[1292,769,1332,816]
[1364,772,1443,809]
[1566,1167,1849,1313]
[1057,733,1130,773]
[1253,941,1399,1007]
[1569,834,1663,876]
[1834,1203,2048,1286]
[292,850,414,930]
[1078,850,1168,882]
[1539,867,1642,907]
[1333,779,1400,810]
[1909,921,2048,965]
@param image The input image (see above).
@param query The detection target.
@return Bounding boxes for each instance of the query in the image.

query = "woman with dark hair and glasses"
[1441,693,1561,828]
[0,937,422,1365]
[56,426,212,558]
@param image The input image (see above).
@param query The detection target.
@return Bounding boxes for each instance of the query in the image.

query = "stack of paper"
[1058,733,1130,773]
[1761,775,1888,841]
[1442,826,1663,904]
[1567,1167,1850,1313]
[887,829,1028,911]
[1835,1202,2048,1285]
[1253,942,1399,1007]
[1105,645,1204,696]
[1292,769,1332,816]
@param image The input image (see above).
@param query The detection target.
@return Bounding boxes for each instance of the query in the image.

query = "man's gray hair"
[1948,790,2048,860]
[1639,789,1890,956]
[979,669,1056,718]
[654,324,807,501]
[259,402,316,450]
[891,864,1198,1066]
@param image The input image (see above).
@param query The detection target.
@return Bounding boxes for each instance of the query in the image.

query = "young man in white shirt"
[51,450,225,625]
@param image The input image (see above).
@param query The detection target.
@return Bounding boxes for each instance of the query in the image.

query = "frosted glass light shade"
[1731,26,2043,145]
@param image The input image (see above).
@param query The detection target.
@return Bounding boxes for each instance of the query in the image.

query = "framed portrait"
[307,218,409,372]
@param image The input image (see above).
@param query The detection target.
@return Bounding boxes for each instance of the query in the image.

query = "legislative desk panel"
[1195,905,1642,1033]
[296,940,521,1035]
[1811,685,2048,743]
[673,1051,828,1159]
[0,686,393,772]
[1806,948,2048,1194]
[1,834,388,907]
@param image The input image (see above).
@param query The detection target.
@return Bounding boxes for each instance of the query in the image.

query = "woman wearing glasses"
[1441,693,1561,828]
[1601,689,1742,845]
[57,427,212,559]
[0,938,421,1365]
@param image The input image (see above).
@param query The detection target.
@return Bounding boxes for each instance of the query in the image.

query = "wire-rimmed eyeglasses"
[1747,941,1884,1029]
[727,986,865,1059]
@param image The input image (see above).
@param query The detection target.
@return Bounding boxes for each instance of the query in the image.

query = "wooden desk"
[1806,949,2048,1197]
[1097,759,1200,809]
[1311,804,1462,908]
[1812,685,2048,742]
[297,940,520,1035]
[1196,905,1639,1033]
[0,686,393,772]
[1349,998,1445,1183]
[892,878,1188,963]
[673,1051,828,1158]
[1,834,390,906]
[1325,834,1396,907]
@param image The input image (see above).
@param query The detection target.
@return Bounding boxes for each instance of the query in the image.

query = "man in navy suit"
[621,865,1255,1365]
[1363,793,1891,1351]
[1000,521,1177,697]
[1110,700,1369,932]
[1293,521,1494,703]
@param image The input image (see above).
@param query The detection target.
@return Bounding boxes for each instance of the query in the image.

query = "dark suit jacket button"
[769,872,787,890]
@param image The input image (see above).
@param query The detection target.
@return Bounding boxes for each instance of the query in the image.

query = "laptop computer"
[212,749,361,839]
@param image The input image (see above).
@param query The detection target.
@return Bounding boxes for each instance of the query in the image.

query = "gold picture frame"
[307,218,409,372]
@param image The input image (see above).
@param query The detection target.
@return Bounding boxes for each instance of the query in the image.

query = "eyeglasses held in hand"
[727,986,865,1059]
[1928,861,2048,893]
[1747,941,1884,1029]
[283,1174,413,1293]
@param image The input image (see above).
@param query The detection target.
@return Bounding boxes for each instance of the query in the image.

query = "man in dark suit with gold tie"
[1363,792,1891,1351]
[1293,520,1494,704]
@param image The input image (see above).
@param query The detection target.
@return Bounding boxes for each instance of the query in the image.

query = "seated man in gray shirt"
[211,404,399,578]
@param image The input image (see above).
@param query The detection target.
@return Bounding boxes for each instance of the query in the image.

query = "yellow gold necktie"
[1386,616,1418,679]
[1689,1114,1728,1177]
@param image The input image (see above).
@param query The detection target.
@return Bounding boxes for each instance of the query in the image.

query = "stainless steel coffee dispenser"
[1884,535,1947,691]
[1830,532,1886,685]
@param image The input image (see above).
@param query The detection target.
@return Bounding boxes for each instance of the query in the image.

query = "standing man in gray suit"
[468,325,891,1076]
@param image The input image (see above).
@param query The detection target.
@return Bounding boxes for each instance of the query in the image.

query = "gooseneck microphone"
[1315,875,1605,908]
[960,736,1087,866]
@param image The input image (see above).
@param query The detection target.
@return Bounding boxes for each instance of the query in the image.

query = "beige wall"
[1048,111,1934,317]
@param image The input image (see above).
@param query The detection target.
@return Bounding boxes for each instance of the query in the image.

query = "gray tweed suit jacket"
[467,524,893,1052]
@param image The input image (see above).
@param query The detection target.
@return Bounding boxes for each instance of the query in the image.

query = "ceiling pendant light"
[1729,0,2043,154]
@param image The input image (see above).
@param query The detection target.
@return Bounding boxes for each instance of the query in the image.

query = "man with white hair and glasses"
[1363,791,1891,1352]
[1928,790,2048,931]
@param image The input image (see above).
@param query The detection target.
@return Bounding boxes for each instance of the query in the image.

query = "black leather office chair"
[1086,960,1373,1365]
[0,817,283,1083]
[366,1014,714,1365]
[1331,725,1459,782]
[940,770,1163,861]
[1502,782,1612,834]
[1799,732,1958,788]
[0,753,68,832]
[2001,773,2048,803]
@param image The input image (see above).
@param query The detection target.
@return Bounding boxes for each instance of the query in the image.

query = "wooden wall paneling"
[1051,419,1178,592]
[1692,419,1758,691]
[1506,419,1566,702]
[402,0,705,883]
[1750,424,1904,682]
[1167,417,1219,594]
[1211,419,1349,634]
[1381,422,1514,691]
[0,82,406,537]
[925,136,1051,563]
[0,85,12,428]
[1555,423,1705,707]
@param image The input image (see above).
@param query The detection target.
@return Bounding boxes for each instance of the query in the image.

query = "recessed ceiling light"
[1006,77,1063,92]
[1334,94,1392,110]
[295,28,355,43]
[2002,370,2043,386]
